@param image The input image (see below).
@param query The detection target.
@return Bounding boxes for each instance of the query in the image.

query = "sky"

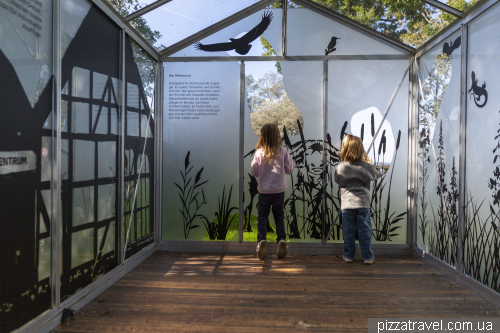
[136,0,260,49]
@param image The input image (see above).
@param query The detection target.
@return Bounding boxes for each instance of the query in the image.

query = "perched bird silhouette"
[443,36,461,56]
[195,11,273,55]
[325,37,341,55]
[468,71,488,108]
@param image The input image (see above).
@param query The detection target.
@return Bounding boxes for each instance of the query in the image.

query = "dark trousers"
[257,192,286,243]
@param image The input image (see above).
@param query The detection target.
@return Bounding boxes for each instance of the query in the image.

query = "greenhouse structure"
[2,0,500,331]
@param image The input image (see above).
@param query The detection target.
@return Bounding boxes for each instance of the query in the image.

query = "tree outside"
[246,71,304,136]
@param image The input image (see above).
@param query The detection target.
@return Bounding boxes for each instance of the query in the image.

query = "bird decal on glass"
[194,11,273,55]
[442,36,461,56]
[325,37,341,55]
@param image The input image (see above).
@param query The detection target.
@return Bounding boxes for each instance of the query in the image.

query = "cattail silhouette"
[378,130,386,155]
[360,124,364,141]
[382,131,387,155]
[340,121,348,141]
[371,113,375,137]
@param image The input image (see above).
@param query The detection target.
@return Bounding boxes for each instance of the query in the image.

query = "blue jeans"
[257,192,286,243]
[342,208,374,260]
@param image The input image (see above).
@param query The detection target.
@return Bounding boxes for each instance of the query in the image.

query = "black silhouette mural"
[195,11,273,55]
[468,71,488,108]
[0,5,155,330]
[325,37,341,55]
[0,47,53,332]
[442,36,461,56]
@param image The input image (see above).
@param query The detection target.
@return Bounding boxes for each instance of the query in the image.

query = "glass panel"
[61,0,92,56]
[106,0,159,16]
[60,4,120,301]
[327,60,409,244]
[170,8,282,57]
[243,61,323,242]
[431,0,478,10]
[287,7,403,56]
[123,36,155,259]
[163,62,240,241]
[0,0,53,329]
[464,1,500,293]
[307,1,461,48]
[416,30,461,267]
[135,0,263,50]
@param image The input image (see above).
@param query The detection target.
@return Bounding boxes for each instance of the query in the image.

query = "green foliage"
[106,0,164,49]
[312,0,479,47]
[261,37,282,74]
[204,214,286,242]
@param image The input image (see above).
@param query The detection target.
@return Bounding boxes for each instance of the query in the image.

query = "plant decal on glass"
[174,150,208,239]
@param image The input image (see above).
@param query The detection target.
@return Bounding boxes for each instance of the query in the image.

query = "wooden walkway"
[53,251,500,332]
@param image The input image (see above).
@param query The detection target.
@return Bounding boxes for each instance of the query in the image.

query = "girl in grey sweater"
[334,134,382,264]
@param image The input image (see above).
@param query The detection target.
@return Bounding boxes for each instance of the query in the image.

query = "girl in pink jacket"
[251,124,294,260]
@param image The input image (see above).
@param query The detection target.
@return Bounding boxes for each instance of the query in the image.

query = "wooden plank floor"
[53,252,500,332]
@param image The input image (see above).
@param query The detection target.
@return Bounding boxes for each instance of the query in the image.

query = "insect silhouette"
[468,71,488,108]
[325,37,341,55]
[194,11,273,55]
[442,36,461,56]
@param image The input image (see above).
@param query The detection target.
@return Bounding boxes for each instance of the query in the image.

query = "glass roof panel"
[106,0,167,17]
[131,0,261,50]
[287,7,404,55]
[170,8,282,57]
[434,0,479,10]
[300,0,464,48]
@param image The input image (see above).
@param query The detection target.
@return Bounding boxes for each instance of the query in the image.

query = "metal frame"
[117,29,126,265]
[282,0,287,56]
[90,0,160,61]
[407,60,416,247]
[154,62,164,245]
[457,24,468,274]
[421,0,463,17]
[321,59,328,243]
[125,0,173,22]
[160,0,277,59]
[163,55,411,62]
[239,61,245,243]
[415,0,500,58]
[51,0,61,308]
[411,59,419,248]
[292,0,414,55]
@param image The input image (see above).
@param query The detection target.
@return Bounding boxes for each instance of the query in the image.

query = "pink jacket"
[250,147,294,194]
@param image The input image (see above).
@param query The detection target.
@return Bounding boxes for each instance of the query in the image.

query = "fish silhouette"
[195,11,273,55]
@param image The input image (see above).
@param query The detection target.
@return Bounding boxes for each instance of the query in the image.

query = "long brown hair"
[340,134,369,162]
[255,123,282,161]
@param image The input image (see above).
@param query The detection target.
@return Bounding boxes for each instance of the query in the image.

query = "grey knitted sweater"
[334,160,383,210]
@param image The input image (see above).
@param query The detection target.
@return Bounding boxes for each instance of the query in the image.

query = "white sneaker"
[256,240,267,260]
[343,256,353,263]
[277,240,287,258]
[364,259,374,265]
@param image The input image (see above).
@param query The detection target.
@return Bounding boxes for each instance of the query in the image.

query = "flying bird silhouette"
[325,37,341,55]
[195,11,273,55]
[443,36,461,56]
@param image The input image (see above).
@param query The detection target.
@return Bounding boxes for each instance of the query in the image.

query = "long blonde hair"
[255,123,282,161]
[340,134,369,162]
